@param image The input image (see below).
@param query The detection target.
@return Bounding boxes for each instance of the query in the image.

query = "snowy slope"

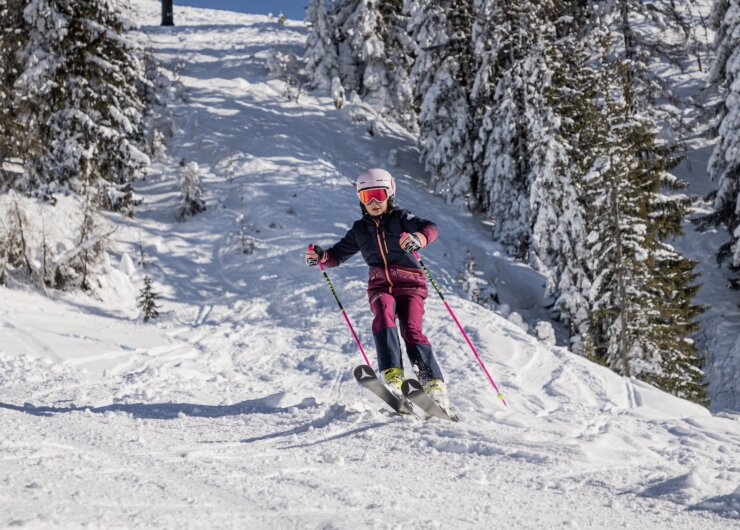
[1,1,739,527]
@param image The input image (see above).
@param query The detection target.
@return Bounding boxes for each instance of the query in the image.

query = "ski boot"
[423,379,455,418]
[382,367,404,397]
[382,367,413,414]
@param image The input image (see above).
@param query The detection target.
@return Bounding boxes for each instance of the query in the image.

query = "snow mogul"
[305,168,451,416]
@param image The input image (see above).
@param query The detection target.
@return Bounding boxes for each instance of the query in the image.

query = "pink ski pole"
[408,242,507,407]
[310,246,371,367]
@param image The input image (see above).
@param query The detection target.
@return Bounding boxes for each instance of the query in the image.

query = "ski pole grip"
[309,244,326,271]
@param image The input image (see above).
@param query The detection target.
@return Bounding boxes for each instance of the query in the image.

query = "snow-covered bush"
[507,312,529,333]
[331,77,345,109]
[219,152,239,183]
[0,193,112,292]
[535,321,556,346]
[266,49,300,81]
[266,48,303,101]
[177,161,206,220]
[460,250,498,309]
[266,49,300,79]
[236,213,255,255]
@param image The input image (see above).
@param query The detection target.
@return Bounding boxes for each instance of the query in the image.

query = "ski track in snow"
[0,1,739,528]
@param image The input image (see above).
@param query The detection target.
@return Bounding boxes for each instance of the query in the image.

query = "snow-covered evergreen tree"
[18,0,149,213]
[555,0,595,37]
[332,0,363,93]
[0,0,28,187]
[649,241,706,404]
[580,58,705,402]
[377,1,415,128]
[584,143,659,378]
[137,275,161,322]
[334,0,385,99]
[406,0,475,203]
[330,0,414,126]
[471,0,557,259]
[304,0,339,90]
[707,0,740,280]
[177,161,206,220]
[595,0,698,141]
[530,35,594,355]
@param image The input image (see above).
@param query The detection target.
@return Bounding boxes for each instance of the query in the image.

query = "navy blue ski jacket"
[324,208,437,270]
[323,208,437,297]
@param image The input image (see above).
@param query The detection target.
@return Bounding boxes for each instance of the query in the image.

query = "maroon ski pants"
[369,292,444,383]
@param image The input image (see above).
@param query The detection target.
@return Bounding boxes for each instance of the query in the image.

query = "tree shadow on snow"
[0,392,317,420]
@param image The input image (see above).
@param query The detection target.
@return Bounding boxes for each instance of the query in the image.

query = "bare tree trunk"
[610,156,631,377]
[620,0,636,112]
[162,0,174,26]
[12,196,33,277]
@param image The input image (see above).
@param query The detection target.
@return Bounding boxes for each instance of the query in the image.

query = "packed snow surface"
[1,1,738,527]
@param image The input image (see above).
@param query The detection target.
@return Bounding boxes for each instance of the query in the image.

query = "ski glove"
[305,245,327,266]
[400,232,426,253]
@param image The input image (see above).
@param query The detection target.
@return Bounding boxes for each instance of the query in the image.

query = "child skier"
[305,168,451,414]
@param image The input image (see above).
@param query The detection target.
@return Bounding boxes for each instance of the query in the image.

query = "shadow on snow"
[0,392,317,420]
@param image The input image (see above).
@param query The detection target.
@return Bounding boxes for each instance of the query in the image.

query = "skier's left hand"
[400,232,426,253]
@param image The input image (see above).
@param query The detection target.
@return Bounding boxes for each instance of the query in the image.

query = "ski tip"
[401,379,423,396]
[353,364,375,379]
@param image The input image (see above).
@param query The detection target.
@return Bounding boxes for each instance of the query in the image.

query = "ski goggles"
[357,187,389,205]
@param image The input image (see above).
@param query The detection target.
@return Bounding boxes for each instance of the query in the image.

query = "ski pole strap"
[413,250,508,407]
[316,257,372,367]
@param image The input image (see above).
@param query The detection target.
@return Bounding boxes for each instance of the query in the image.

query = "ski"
[353,364,417,417]
[401,379,459,422]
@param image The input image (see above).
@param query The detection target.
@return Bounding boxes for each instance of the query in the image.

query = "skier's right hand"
[305,245,327,267]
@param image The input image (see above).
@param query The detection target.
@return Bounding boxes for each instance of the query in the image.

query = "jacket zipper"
[374,219,393,294]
